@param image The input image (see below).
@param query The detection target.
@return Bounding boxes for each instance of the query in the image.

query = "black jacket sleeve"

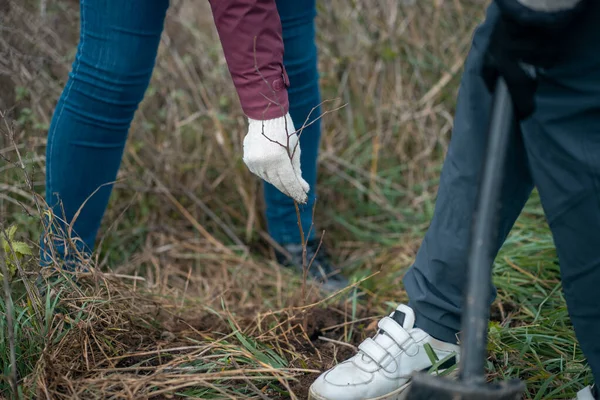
[495,0,590,30]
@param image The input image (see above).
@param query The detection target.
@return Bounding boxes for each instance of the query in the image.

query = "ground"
[0,1,594,399]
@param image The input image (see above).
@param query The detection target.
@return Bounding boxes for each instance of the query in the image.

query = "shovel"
[404,77,526,400]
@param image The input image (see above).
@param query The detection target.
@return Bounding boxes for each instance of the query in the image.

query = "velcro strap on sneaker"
[358,338,392,366]
[378,316,412,349]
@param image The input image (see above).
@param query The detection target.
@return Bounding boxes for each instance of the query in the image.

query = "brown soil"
[160,305,372,399]
[490,301,519,325]
[279,307,374,400]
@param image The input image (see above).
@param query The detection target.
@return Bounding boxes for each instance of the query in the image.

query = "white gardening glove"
[243,112,310,204]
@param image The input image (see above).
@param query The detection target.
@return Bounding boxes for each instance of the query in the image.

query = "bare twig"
[318,336,358,351]
[289,100,346,161]
[251,34,344,308]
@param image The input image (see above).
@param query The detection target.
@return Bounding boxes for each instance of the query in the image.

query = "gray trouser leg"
[402,3,534,344]
[520,0,600,381]
[404,0,600,385]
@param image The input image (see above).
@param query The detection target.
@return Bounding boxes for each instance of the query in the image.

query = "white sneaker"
[575,386,597,400]
[308,304,460,400]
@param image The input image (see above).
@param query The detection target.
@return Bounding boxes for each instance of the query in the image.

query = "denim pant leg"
[402,3,534,343]
[264,0,321,245]
[41,0,169,267]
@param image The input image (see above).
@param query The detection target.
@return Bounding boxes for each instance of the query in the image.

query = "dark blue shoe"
[275,239,349,292]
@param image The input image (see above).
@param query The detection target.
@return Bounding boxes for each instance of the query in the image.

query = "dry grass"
[0,1,592,399]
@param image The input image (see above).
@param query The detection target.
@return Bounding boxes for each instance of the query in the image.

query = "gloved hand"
[243,112,310,204]
[481,0,590,120]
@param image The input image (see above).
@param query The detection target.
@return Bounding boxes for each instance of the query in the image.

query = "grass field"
[0,1,594,399]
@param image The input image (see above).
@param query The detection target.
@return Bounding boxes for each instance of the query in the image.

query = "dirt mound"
[27,273,375,399]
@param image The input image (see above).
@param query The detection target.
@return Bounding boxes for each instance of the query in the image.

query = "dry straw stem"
[0,114,45,304]
[23,272,357,399]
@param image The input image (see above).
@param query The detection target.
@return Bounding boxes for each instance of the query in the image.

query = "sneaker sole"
[307,369,458,400]
[308,382,411,400]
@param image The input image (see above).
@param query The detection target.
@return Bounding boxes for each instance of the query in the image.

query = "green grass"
[487,193,592,399]
[2,187,590,399]
[0,0,594,399]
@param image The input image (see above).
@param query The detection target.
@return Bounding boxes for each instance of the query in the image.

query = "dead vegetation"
[7,1,589,400]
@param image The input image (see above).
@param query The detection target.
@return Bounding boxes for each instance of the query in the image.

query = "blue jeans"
[265,1,321,245]
[42,0,321,265]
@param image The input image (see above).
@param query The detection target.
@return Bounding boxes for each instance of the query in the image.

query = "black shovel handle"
[406,77,526,399]
[458,76,514,384]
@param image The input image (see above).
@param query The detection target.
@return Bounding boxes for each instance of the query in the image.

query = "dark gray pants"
[403,2,600,381]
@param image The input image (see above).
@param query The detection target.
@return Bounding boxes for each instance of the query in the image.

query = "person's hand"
[243,112,310,204]
[481,0,590,120]
[481,15,544,120]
